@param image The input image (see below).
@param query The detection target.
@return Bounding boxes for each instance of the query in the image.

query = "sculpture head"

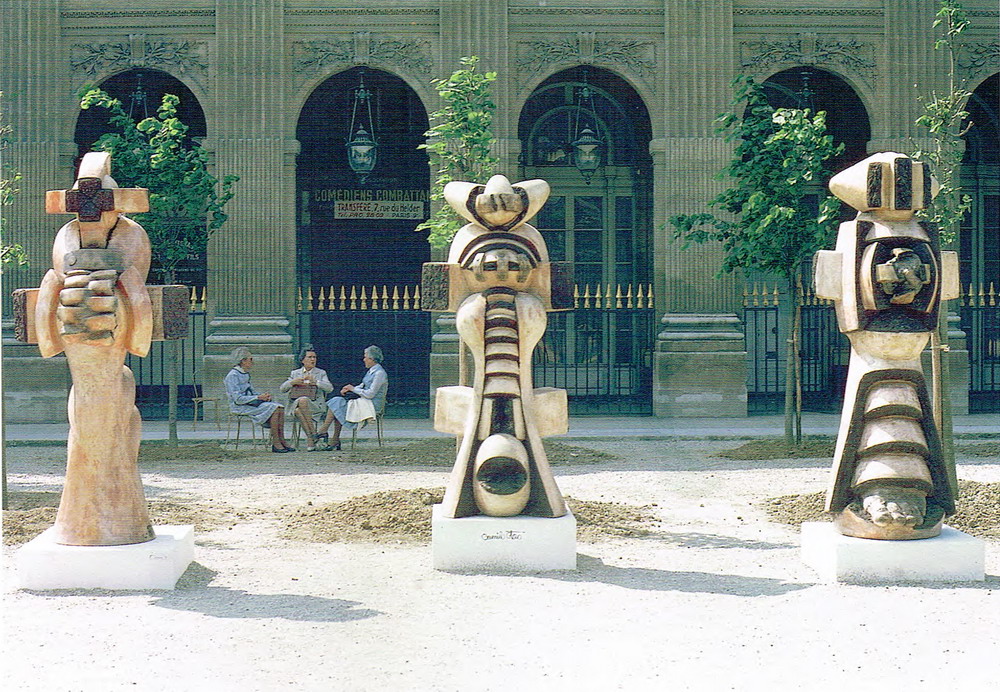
[829,152,939,221]
[444,175,550,232]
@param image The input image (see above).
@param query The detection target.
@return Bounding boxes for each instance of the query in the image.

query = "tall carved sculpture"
[422,175,574,518]
[13,152,188,546]
[814,152,961,540]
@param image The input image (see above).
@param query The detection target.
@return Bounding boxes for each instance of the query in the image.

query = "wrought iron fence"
[533,283,656,415]
[295,284,430,418]
[961,282,999,413]
[125,288,207,419]
[743,283,849,415]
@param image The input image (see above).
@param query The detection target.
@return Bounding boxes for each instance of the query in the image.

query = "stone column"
[653,1,745,415]
[203,0,295,401]
[653,314,748,417]
[1,0,72,422]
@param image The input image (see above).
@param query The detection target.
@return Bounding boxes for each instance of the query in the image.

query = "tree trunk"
[793,275,803,445]
[782,278,796,447]
[165,269,179,445]
[931,307,958,495]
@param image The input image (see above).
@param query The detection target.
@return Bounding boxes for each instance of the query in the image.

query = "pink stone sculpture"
[13,152,188,545]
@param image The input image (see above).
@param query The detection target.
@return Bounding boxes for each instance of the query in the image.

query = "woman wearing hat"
[224,346,295,452]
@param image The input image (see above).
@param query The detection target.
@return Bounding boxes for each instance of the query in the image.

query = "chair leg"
[192,399,200,431]
[376,414,383,447]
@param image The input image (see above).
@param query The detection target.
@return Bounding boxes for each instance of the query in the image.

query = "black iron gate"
[962,285,1000,413]
[744,283,848,415]
[532,283,656,415]
[296,285,430,417]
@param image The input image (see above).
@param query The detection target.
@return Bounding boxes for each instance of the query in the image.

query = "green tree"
[913,0,973,490]
[914,0,972,244]
[416,56,499,249]
[79,87,237,283]
[79,86,238,443]
[1,91,27,271]
[669,75,843,445]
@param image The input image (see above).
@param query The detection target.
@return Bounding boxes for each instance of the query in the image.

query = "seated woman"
[279,344,333,451]
[315,345,388,451]
[224,346,295,453]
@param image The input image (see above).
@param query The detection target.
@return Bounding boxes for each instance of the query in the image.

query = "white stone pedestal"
[801,522,984,583]
[17,525,195,590]
[432,505,576,572]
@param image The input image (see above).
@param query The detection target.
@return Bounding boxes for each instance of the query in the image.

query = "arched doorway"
[518,67,654,414]
[960,73,999,412]
[73,68,208,286]
[295,68,431,413]
[747,68,872,413]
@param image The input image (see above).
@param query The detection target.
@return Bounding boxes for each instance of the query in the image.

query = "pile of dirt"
[303,438,617,467]
[759,479,1000,539]
[283,488,662,545]
[717,438,835,460]
[2,490,247,546]
[135,438,618,467]
[956,441,1000,458]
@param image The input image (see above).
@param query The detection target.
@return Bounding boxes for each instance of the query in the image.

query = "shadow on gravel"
[541,554,810,596]
[148,562,382,622]
[636,532,792,550]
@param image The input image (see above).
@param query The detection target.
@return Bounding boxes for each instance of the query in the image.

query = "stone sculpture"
[814,152,961,540]
[422,175,574,518]
[13,152,188,546]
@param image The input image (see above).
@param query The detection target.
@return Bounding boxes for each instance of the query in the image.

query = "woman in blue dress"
[224,346,295,452]
[315,345,388,451]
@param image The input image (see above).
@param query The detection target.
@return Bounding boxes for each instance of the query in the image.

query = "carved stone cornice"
[61,10,215,18]
[510,8,660,14]
[734,8,883,16]
[70,35,208,88]
[293,33,432,79]
[516,32,656,76]
[739,34,876,86]
[957,42,1000,80]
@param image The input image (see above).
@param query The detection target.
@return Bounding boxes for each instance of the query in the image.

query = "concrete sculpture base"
[432,505,576,572]
[17,525,195,590]
[801,522,984,583]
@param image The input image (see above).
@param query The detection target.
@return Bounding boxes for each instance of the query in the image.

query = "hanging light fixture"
[127,71,150,121]
[346,71,378,184]
[571,73,603,183]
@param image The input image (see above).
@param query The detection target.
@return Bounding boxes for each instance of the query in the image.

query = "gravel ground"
[3,437,999,692]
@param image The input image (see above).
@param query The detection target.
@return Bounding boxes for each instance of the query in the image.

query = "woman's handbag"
[345,396,376,423]
[288,383,317,399]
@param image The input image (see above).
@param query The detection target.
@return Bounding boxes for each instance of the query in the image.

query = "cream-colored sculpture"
[13,152,187,546]
[422,175,573,518]
[814,152,961,540]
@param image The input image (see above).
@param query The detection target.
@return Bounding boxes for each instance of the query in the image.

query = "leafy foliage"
[669,75,843,281]
[416,56,499,249]
[913,0,972,243]
[1,91,27,271]
[78,87,238,282]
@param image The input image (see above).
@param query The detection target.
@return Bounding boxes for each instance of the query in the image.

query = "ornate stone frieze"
[516,32,656,76]
[957,42,1000,80]
[739,34,875,86]
[71,36,208,85]
[734,8,882,16]
[293,34,432,77]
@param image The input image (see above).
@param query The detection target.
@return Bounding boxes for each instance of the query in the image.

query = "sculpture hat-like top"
[444,175,550,231]
[828,152,939,219]
[46,152,149,248]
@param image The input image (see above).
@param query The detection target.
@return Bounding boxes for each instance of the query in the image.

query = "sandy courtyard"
[3,438,998,692]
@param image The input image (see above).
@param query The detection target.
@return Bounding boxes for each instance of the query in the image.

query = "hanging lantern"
[346,73,377,183]
[571,81,602,183]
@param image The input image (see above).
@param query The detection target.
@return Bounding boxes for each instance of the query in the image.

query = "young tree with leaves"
[913,0,974,477]
[416,56,499,250]
[78,87,237,284]
[670,75,843,445]
[78,86,238,442]
[1,92,26,271]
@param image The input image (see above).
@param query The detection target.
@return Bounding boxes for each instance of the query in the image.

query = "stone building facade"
[3,1,997,422]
